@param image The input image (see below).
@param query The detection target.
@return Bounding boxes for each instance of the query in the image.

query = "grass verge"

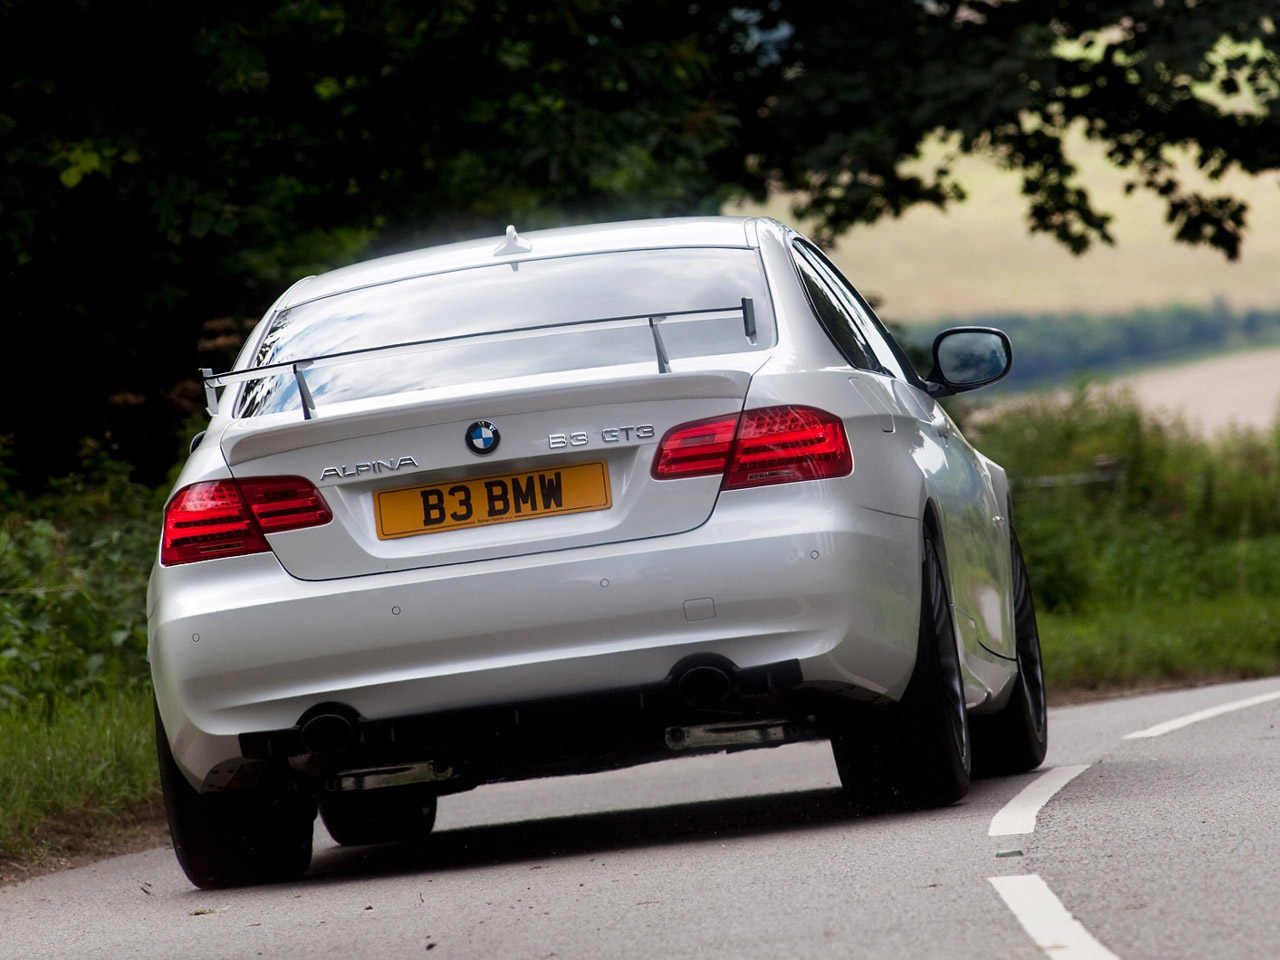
[0,684,161,868]
[1041,597,1280,692]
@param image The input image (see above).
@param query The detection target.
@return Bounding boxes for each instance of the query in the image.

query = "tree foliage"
[1,0,736,480]
[1,0,1277,481]
[727,1,1280,255]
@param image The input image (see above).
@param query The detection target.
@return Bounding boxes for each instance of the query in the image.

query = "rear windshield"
[235,247,774,417]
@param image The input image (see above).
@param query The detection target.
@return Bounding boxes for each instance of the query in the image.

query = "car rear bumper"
[149,489,921,786]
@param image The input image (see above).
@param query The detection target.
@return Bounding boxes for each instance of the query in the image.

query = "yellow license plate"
[375,462,612,540]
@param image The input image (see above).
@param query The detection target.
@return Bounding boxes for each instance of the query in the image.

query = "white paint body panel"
[149,215,1020,787]
[151,486,920,782]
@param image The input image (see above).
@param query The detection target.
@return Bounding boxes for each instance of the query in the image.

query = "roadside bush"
[971,387,1280,614]
[0,443,159,715]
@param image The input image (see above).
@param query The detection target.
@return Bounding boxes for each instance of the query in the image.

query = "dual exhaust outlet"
[292,657,807,764]
[293,657,740,758]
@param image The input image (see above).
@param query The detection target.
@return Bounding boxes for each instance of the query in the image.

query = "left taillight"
[650,415,741,480]
[161,477,332,566]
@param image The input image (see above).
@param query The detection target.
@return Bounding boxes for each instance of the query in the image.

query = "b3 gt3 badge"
[548,424,655,448]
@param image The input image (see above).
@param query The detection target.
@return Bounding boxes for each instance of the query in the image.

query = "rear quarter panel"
[754,222,1017,706]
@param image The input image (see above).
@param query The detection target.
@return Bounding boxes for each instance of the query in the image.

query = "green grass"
[970,386,1280,691]
[0,685,160,860]
[1041,598,1280,692]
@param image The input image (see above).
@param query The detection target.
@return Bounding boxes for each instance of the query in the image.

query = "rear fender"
[922,506,1013,711]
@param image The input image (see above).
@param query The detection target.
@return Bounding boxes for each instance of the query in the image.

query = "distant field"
[731,133,1280,324]
[1062,343,1280,438]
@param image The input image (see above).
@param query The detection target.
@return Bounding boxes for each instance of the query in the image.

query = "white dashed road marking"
[1122,689,1280,740]
[991,683,1280,959]
[989,764,1090,837]
[990,874,1122,960]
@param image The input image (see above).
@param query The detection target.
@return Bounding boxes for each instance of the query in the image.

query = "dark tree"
[1,0,1276,482]
[0,0,735,481]
[724,1,1280,256]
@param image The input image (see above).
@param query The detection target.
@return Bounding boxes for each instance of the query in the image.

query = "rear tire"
[972,530,1048,777]
[320,785,438,846]
[831,530,971,810]
[156,704,315,889]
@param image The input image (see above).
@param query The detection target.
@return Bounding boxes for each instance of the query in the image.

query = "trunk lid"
[218,362,760,580]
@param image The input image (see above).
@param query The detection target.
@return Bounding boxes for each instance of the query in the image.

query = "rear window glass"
[235,248,774,417]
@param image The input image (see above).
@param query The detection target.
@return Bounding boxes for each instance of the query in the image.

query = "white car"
[149,216,1046,888]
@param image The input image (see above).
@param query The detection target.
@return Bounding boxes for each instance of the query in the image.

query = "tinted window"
[794,240,917,383]
[235,248,775,417]
[791,245,879,371]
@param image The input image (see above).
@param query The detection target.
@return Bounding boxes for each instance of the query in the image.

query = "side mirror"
[925,327,1012,397]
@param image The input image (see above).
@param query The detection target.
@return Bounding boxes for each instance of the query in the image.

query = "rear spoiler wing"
[201,298,758,419]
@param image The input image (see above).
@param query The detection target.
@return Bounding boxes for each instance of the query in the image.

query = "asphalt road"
[3,678,1278,960]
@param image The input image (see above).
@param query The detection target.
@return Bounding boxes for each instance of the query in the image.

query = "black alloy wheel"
[155,703,315,889]
[831,529,971,810]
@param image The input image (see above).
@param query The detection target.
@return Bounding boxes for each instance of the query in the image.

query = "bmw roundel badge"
[465,420,500,456]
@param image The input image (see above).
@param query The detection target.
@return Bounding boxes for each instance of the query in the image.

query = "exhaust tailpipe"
[299,712,356,755]
[676,663,734,710]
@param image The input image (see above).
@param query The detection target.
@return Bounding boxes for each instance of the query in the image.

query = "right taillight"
[161,476,331,566]
[652,405,852,489]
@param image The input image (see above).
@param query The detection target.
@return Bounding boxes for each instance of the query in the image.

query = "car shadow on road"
[307,786,881,884]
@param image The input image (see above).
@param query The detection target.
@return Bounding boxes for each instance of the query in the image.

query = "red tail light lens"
[238,476,333,532]
[725,406,852,489]
[651,415,740,479]
[161,477,332,565]
[653,406,851,489]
